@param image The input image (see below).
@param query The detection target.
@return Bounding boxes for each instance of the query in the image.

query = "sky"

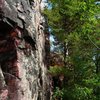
[41,0,48,9]
[95,1,100,4]
[50,34,55,51]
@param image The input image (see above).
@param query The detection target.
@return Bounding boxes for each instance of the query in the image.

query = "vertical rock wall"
[0,0,50,100]
[34,0,50,99]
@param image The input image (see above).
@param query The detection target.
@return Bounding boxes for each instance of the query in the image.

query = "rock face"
[0,0,50,100]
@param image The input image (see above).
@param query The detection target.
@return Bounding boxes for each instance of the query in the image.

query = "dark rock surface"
[0,0,35,41]
[0,0,50,100]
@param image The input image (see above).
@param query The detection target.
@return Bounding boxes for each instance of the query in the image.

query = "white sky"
[41,0,48,9]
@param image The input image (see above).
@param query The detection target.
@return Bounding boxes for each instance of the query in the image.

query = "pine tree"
[44,0,100,99]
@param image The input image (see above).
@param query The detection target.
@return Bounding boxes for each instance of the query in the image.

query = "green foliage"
[45,0,100,99]
[53,87,63,99]
[49,66,72,77]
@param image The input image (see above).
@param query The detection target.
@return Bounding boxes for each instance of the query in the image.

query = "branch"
[87,35,100,50]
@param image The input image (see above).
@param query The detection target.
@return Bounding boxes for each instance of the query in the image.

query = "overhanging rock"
[0,0,36,41]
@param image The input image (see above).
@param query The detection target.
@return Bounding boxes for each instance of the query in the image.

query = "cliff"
[0,0,50,100]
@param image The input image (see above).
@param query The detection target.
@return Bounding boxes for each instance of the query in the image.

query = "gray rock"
[0,0,50,100]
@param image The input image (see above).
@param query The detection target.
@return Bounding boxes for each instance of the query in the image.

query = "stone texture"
[0,0,50,100]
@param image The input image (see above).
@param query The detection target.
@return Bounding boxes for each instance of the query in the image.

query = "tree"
[44,0,100,100]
